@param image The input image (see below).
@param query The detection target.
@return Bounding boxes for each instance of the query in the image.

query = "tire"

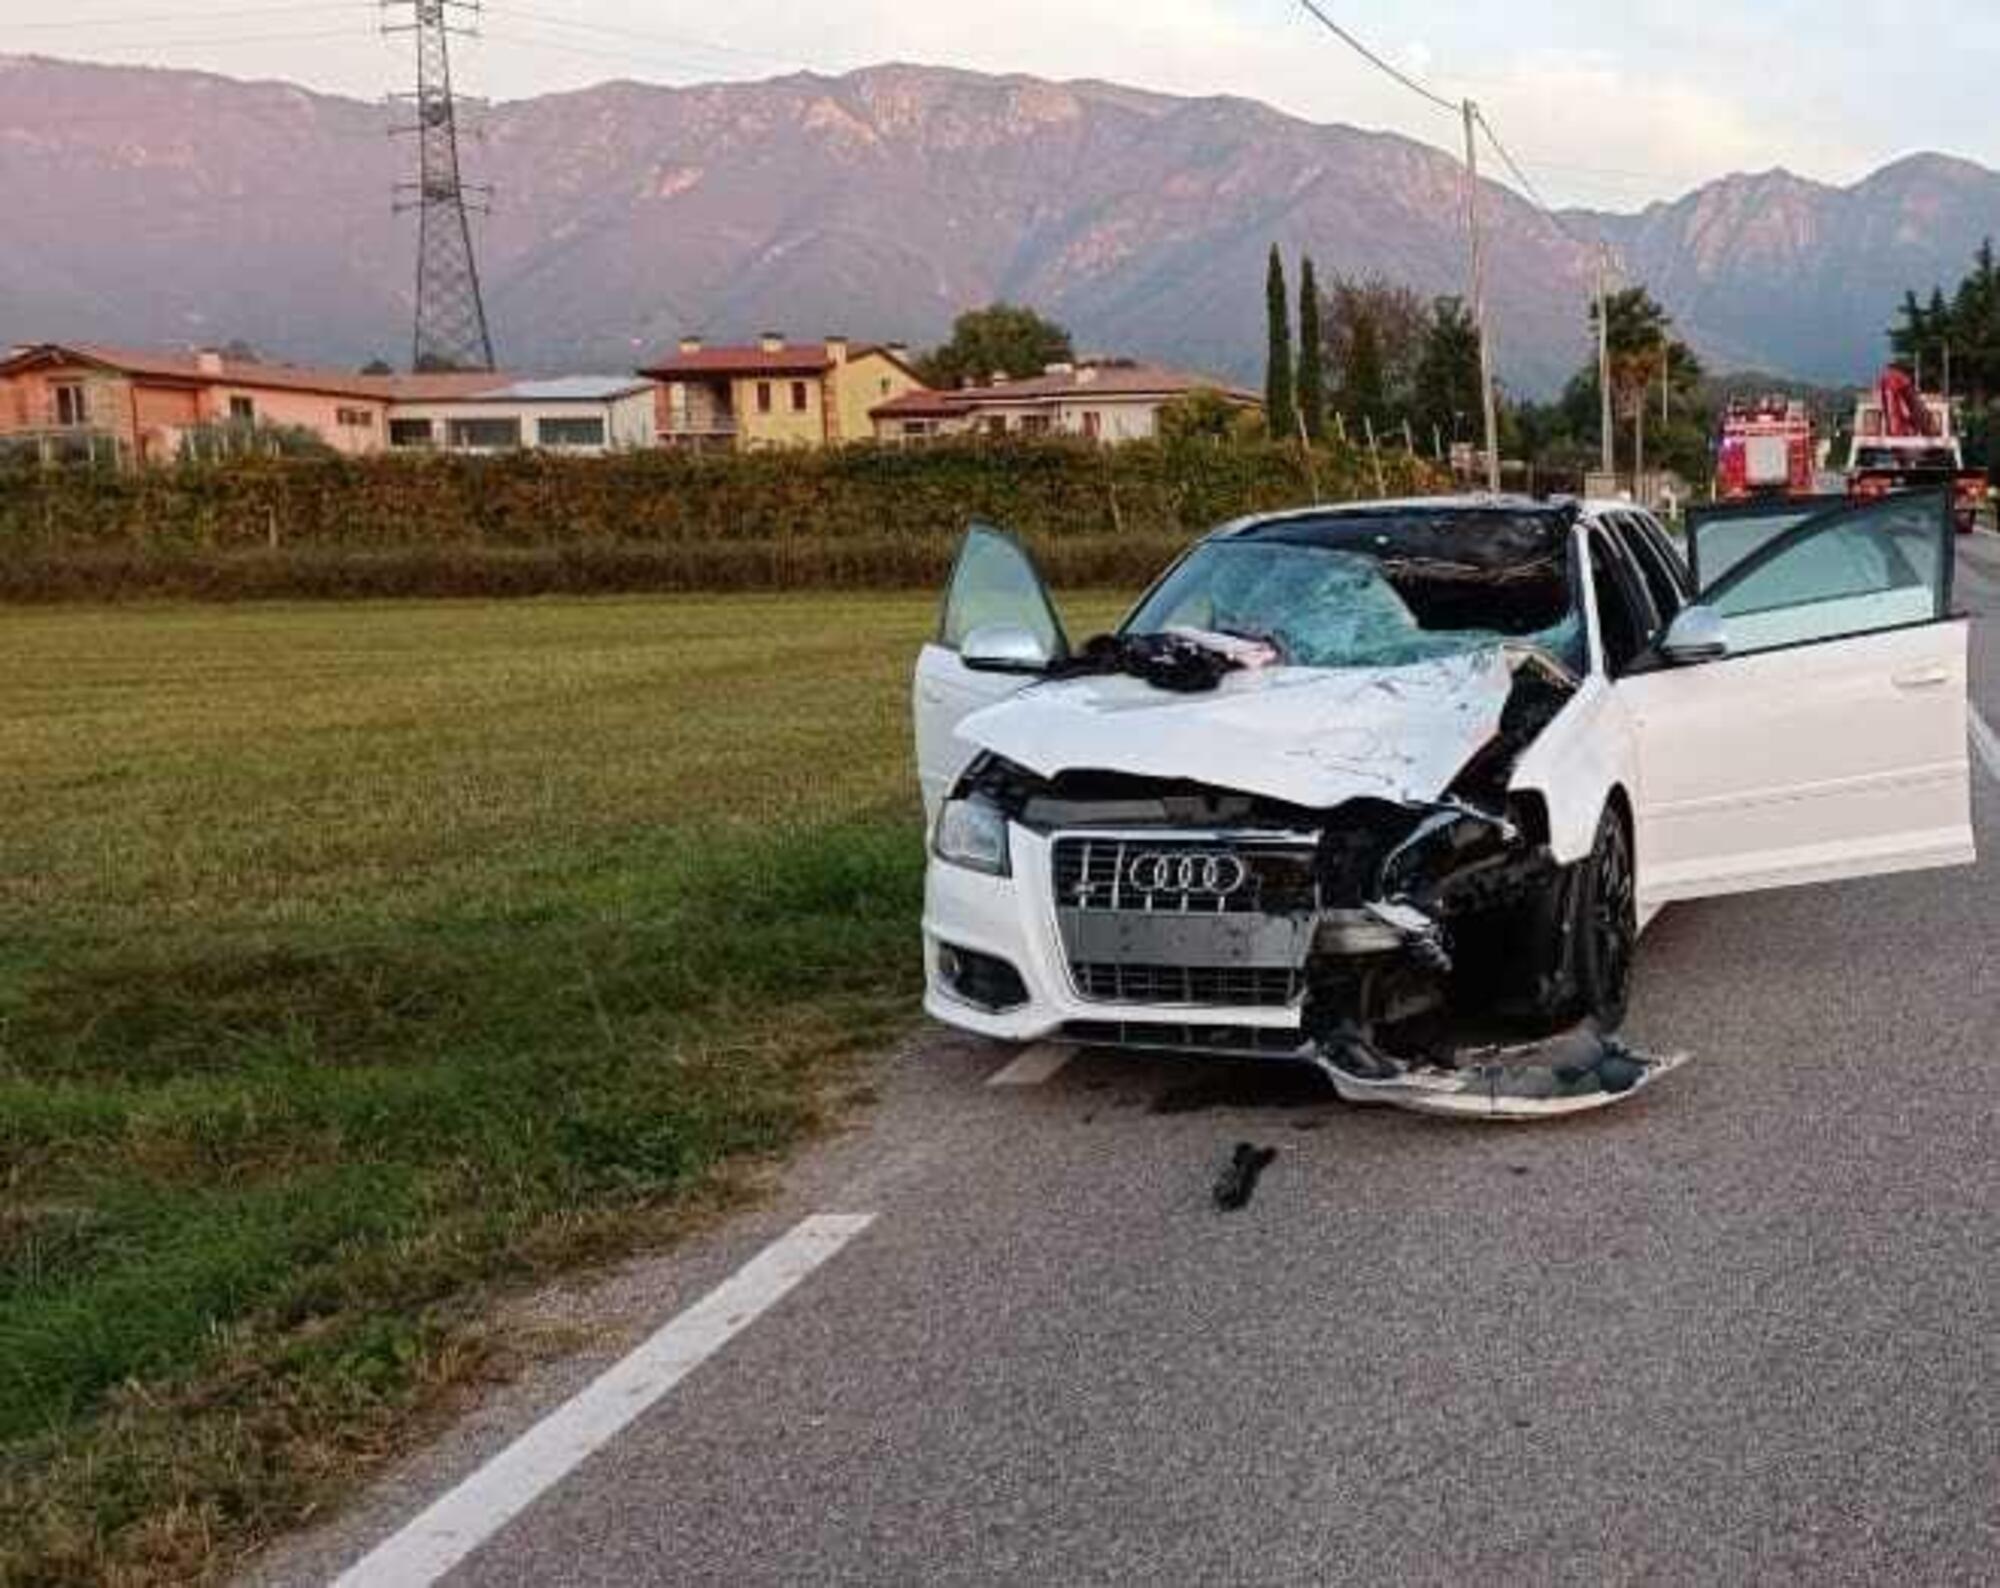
[1571,804,1637,1029]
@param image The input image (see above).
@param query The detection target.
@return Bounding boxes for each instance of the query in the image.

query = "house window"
[1019,413,1052,436]
[983,415,1008,437]
[389,418,434,448]
[1082,410,1102,441]
[52,383,87,427]
[228,395,255,422]
[336,406,374,428]
[790,380,809,413]
[445,417,522,450]
[756,381,773,414]
[537,415,606,449]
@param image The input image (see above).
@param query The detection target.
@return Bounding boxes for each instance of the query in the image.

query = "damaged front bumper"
[924,821,1687,1121]
[1306,1025,1690,1120]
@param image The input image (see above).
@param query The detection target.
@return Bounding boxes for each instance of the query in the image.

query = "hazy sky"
[8,0,1999,209]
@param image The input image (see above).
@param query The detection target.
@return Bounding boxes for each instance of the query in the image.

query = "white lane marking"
[1971,706,2000,788]
[987,1042,1075,1087]
[333,1214,874,1588]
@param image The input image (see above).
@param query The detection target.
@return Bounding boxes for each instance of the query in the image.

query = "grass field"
[0,590,1127,1583]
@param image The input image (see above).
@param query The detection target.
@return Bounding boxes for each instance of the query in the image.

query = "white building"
[869,359,1260,443]
[386,376,657,455]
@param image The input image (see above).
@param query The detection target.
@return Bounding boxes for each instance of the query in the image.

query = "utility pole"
[1661,329,1671,426]
[1596,243,1614,480]
[1462,99,1500,493]
[385,0,496,371]
[1634,373,1647,501]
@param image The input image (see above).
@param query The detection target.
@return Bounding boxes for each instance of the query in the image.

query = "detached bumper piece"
[1311,1023,1691,1120]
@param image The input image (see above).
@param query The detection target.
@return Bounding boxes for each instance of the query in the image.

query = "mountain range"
[3,54,1997,395]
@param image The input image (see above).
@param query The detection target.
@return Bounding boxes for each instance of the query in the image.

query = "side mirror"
[961,623,1054,673]
[1660,604,1728,665]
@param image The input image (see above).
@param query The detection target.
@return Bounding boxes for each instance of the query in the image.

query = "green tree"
[917,303,1073,389]
[1588,285,1701,473]
[1296,256,1326,440]
[1322,274,1429,432]
[1265,246,1295,440]
[1410,296,1481,451]
[1157,387,1250,443]
[1948,239,2000,401]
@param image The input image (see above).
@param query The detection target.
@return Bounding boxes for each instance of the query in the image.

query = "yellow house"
[641,334,925,449]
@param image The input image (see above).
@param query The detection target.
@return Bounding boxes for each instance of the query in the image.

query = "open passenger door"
[1620,490,1972,904]
[914,524,1070,823]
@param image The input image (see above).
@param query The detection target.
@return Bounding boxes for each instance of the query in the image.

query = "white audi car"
[913,492,1973,1117]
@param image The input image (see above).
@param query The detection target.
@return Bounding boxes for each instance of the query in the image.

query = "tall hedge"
[0,438,1441,600]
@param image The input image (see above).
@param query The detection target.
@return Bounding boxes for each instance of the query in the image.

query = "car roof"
[1212,494,1576,543]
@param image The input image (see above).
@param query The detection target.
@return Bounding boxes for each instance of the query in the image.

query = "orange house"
[0,343,396,464]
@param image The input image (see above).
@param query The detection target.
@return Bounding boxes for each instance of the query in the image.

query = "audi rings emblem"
[1126,851,1249,897]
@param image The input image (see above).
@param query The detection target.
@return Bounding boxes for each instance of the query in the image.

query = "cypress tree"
[1265,246,1295,441]
[1296,256,1326,440]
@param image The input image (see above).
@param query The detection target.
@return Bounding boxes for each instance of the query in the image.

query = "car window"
[1686,494,1848,586]
[1618,512,1690,611]
[939,523,1067,657]
[1604,514,1681,632]
[1589,532,1651,676]
[1702,492,1952,655]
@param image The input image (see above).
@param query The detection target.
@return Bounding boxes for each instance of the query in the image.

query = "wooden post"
[1363,414,1386,496]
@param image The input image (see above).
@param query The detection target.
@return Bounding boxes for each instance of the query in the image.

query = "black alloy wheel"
[1575,805,1637,1029]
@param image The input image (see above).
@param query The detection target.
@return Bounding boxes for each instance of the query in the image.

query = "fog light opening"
[937,942,1029,1012]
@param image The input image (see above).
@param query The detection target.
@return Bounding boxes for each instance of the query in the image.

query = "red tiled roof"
[870,389,967,419]
[959,363,1257,403]
[869,362,1258,420]
[642,343,835,378]
[0,343,536,404]
[0,342,401,400]
[639,340,922,381]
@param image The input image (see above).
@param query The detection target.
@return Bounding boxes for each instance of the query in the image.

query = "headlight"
[933,795,1011,876]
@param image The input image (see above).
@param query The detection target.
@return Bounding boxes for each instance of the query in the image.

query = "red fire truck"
[1715,395,1814,500]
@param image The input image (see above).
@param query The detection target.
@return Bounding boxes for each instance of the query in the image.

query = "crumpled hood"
[959,649,1515,809]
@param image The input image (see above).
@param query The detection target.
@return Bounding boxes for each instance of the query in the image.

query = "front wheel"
[1572,805,1637,1028]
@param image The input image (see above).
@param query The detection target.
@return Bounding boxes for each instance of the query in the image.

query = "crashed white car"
[914,493,1973,1117]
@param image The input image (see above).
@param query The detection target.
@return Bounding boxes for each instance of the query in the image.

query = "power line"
[474,23,770,81]
[478,4,801,69]
[1472,107,1598,249]
[1292,0,1456,113]
[31,26,372,52]
[2,4,370,30]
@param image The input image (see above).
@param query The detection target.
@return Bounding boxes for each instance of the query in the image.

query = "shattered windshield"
[1123,511,1582,671]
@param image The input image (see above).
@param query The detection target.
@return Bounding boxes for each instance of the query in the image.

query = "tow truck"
[1715,394,1814,500]
[1846,366,1985,533]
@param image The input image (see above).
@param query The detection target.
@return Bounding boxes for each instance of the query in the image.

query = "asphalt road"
[272,536,2000,1587]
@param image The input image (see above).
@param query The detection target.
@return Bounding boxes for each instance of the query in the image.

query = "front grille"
[1070,962,1301,1007]
[1052,833,1317,1010]
[1051,836,1318,916]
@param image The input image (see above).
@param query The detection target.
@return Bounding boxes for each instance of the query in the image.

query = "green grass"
[0,591,1126,1583]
